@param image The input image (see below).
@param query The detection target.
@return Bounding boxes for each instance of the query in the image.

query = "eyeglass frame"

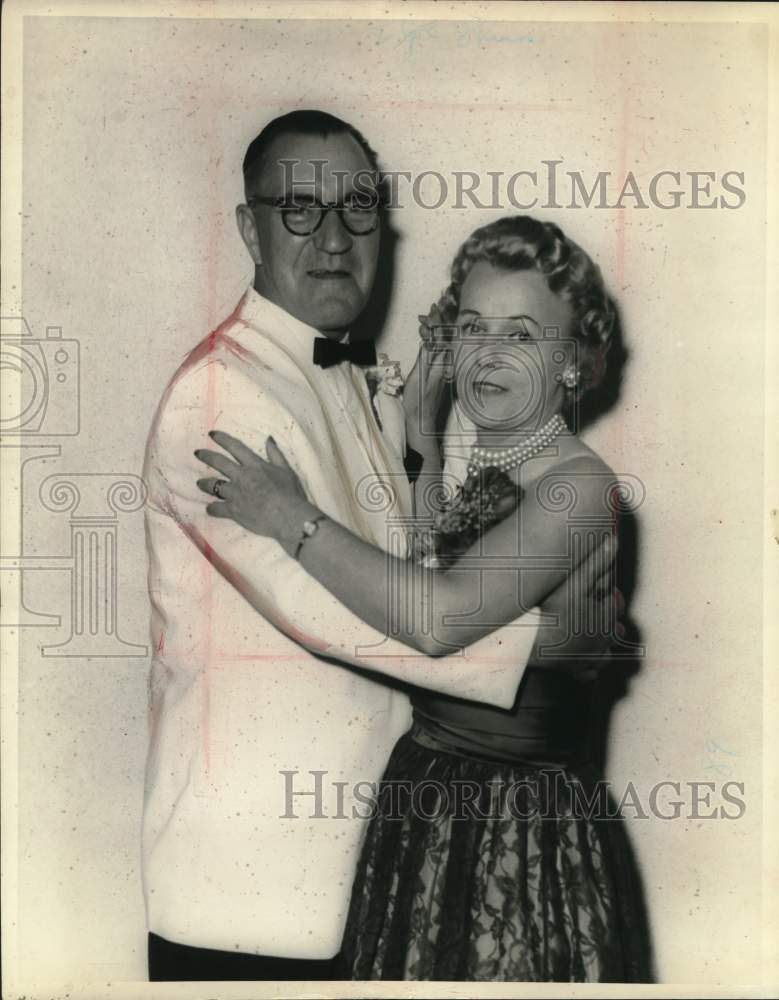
[246,194,381,236]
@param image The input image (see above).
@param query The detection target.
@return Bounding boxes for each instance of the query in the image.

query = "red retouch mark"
[166,507,332,656]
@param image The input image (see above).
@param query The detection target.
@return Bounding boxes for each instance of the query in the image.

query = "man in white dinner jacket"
[142,110,609,981]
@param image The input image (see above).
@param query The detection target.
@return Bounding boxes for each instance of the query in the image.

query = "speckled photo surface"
[2,2,777,998]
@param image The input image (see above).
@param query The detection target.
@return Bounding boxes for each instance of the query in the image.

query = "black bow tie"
[312,338,377,369]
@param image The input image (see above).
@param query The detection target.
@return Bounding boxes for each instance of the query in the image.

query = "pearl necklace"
[468,413,567,475]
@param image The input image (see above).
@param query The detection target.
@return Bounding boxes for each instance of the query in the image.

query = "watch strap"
[293,514,328,561]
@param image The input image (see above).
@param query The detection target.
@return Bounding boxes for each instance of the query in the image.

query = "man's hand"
[529,535,620,672]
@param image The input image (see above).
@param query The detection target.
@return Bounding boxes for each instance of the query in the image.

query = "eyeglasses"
[247,194,380,236]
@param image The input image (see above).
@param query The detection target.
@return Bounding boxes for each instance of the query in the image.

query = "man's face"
[240,131,380,336]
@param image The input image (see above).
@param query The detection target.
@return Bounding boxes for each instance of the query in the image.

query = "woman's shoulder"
[525,441,618,517]
[553,440,615,478]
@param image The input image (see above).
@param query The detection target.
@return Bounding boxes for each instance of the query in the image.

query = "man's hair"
[242,110,380,199]
[437,215,618,395]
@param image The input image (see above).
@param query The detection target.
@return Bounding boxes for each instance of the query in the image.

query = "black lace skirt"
[339,724,653,982]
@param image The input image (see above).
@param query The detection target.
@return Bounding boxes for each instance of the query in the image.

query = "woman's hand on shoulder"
[195,430,317,555]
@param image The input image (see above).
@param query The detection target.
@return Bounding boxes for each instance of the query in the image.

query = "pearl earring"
[562,365,580,390]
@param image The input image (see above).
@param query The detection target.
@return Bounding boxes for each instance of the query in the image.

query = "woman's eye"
[462,322,485,335]
[507,329,531,341]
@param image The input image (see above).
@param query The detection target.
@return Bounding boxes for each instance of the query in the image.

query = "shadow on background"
[582,304,655,979]
[350,212,400,348]
[590,503,656,982]
[575,300,629,434]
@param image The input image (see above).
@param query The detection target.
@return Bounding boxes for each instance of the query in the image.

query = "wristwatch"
[293,514,327,561]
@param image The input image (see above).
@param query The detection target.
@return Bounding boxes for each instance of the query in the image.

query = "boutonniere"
[365,353,405,399]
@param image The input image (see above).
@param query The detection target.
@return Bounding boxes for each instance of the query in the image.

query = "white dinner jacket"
[141,287,539,957]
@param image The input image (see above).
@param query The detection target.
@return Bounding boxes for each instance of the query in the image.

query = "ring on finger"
[212,479,228,500]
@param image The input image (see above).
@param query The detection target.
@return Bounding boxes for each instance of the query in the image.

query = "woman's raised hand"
[404,302,453,449]
[195,431,315,554]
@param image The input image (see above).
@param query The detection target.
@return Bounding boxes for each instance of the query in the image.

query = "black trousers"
[148,932,342,981]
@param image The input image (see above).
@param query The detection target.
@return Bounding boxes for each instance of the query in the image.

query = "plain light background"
[8,8,770,988]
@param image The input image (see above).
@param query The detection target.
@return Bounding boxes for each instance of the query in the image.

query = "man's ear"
[236,204,262,266]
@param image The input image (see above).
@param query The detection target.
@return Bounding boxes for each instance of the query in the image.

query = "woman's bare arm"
[197,431,612,658]
[293,461,610,656]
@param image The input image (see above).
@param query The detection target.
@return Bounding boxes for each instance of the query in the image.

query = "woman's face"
[453,261,576,433]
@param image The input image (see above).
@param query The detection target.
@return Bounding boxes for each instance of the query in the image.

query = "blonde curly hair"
[438,215,617,394]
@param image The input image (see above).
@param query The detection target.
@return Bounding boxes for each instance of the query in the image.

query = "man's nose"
[313,208,353,255]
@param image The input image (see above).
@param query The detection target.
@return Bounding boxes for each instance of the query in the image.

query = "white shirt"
[141,288,539,957]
